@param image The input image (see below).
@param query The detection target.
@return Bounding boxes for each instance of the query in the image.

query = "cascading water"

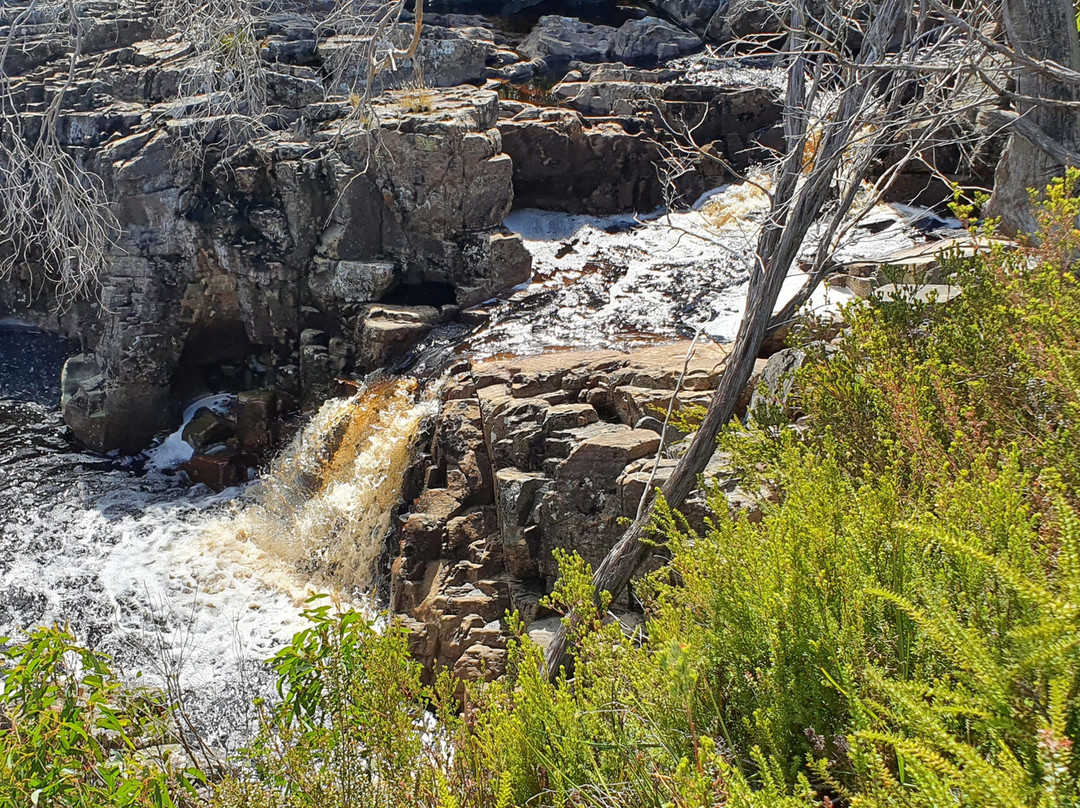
[213,378,438,596]
[465,181,942,358]
[0,349,437,747]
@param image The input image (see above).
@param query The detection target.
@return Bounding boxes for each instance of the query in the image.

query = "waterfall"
[223,377,438,597]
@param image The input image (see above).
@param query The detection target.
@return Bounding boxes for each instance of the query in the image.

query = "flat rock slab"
[871,283,964,304]
[473,339,729,398]
[839,235,1014,284]
[559,427,662,482]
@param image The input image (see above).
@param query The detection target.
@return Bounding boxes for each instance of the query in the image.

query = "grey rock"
[748,348,806,421]
[181,406,234,450]
[610,16,702,63]
[4,21,532,453]
[519,14,701,70]
[60,354,102,409]
[356,304,440,371]
[308,258,398,307]
[319,24,490,92]
[519,16,614,66]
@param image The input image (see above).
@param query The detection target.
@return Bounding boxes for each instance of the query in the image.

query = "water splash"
[0,365,437,747]
[146,393,235,471]
[222,377,438,596]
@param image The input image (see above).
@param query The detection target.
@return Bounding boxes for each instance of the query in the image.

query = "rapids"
[0,352,435,748]
[466,189,944,357]
[0,182,958,746]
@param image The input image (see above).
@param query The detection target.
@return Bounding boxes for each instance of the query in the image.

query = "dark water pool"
[0,321,75,405]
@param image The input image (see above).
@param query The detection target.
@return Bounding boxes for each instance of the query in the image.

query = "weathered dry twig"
[0,0,119,309]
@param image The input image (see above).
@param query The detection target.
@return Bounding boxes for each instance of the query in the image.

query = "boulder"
[870,283,964,305]
[519,15,614,66]
[60,354,101,410]
[453,642,507,682]
[748,348,806,421]
[236,389,278,453]
[519,14,700,70]
[318,24,490,91]
[181,406,235,450]
[307,258,398,308]
[610,16,702,63]
[181,449,250,491]
[356,304,441,371]
[62,374,171,455]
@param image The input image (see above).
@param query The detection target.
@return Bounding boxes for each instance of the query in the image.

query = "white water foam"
[0,380,438,748]
[474,182,953,356]
[145,393,235,471]
[0,450,300,748]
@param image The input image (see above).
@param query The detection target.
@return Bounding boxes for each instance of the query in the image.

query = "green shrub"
[796,172,1080,495]
[214,597,429,808]
[0,626,201,807]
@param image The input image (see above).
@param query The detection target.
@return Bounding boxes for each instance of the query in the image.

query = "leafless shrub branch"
[0,0,119,309]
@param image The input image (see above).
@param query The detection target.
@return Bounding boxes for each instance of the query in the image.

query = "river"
[0,191,948,747]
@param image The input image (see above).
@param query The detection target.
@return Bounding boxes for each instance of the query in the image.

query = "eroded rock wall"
[1,2,531,452]
[390,342,767,682]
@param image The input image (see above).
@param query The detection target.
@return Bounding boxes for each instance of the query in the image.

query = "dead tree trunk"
[986,0,1080,234]
[545,0,910,680]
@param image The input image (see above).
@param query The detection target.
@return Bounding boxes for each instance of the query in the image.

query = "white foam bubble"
[145,393,235,471]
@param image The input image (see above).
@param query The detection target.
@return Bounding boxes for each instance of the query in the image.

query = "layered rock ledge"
[1,4,535,452]
[389,340,772,682]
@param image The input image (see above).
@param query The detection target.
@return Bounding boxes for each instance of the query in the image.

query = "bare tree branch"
[546,0,916,680]
[980,107,1080,166]
[0,0,119,309]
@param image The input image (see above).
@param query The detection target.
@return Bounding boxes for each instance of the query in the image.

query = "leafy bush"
[213,597,429,808]
[0,626,201,807]
[796,173,1080,494]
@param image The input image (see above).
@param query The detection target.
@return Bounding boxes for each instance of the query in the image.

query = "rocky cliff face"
[3,2,533,453]
[390,342,770,682]
[1,0,792,453]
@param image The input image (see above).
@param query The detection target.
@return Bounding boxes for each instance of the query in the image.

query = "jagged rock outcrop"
[1,2,531,452]
[498,67,781,213]
[59,86,529,453]
[390,341,768,682]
